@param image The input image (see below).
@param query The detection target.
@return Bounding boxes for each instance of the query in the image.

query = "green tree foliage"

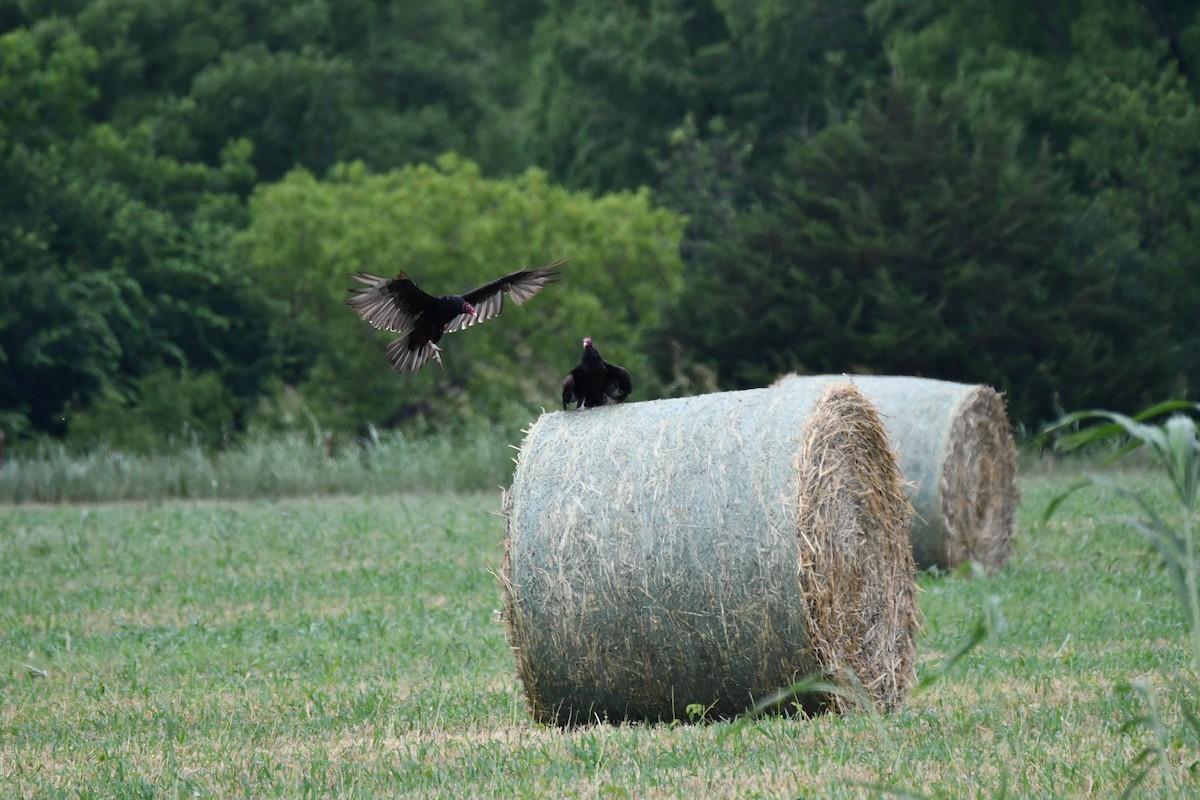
[61,0,517,182]
[67,367,239,453]
[663,78,1176,424]
[0,24,275,438]
[867,0,1200,399]
[182,45,362,182]
[653,114,755,276]
[520,0,707,193]
[521,0,884,194]
[236,155,685,430]
[1069,69,1200,393]
[3,0,1198,441]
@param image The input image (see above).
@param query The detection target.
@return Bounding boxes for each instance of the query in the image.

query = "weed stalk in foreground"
[1043,400,1200,796]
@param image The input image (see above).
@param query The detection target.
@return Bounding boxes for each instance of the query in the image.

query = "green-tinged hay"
[500,383,918,726]
[772,375,1018,573]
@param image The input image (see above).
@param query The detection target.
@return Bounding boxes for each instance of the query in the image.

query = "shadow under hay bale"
[773,375,1018,573]
[500,383,918,726]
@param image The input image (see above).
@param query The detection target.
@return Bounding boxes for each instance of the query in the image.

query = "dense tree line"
[2,0,1197,447]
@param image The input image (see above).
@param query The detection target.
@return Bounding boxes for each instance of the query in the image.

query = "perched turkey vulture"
[347,258,566,374]
[562,337,632,409]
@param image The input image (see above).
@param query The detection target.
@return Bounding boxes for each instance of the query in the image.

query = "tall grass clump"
[1044,400,1200,797]
[0,424,518,503]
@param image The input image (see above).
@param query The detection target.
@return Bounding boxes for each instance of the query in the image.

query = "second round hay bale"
[500,383,918,726]
[773,375,1018,572]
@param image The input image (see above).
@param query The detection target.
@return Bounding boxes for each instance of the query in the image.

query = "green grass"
[1,464,1195,797]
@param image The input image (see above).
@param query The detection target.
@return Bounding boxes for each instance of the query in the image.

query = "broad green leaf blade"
[1042,477,1092,523]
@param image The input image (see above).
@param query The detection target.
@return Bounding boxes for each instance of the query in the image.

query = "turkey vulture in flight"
[347,258,565,374]
[562,337,632,409]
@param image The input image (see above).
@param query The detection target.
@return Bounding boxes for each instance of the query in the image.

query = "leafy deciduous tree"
[1,25,276,438]
[237,155,686,430]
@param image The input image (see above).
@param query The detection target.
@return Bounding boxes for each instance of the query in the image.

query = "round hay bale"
[772,375,1018,573]
[500,383,918,726]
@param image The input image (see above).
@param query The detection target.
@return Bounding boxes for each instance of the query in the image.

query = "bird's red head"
[463,302,477,316]
[583,336,593,348]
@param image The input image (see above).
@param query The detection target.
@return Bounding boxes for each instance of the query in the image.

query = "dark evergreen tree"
[662,78,1177,424]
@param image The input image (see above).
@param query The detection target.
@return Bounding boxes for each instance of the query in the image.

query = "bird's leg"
[430,343,443,368]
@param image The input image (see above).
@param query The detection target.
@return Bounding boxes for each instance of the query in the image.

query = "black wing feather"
[346,273,435,333]
[604,364,633,404]
[447,258,567,333]
[561,373,578,409]
[385,332,439,374]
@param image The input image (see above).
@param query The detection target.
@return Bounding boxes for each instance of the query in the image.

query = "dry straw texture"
[773,375,1018,573]
[500,383,918,726]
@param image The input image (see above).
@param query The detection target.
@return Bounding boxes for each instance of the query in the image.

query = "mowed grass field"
[0,464,1193,798]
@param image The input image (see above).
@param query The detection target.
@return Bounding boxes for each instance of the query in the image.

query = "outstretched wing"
[445,257,567,334]
[604,363,632,404]
[346,273,435,333]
